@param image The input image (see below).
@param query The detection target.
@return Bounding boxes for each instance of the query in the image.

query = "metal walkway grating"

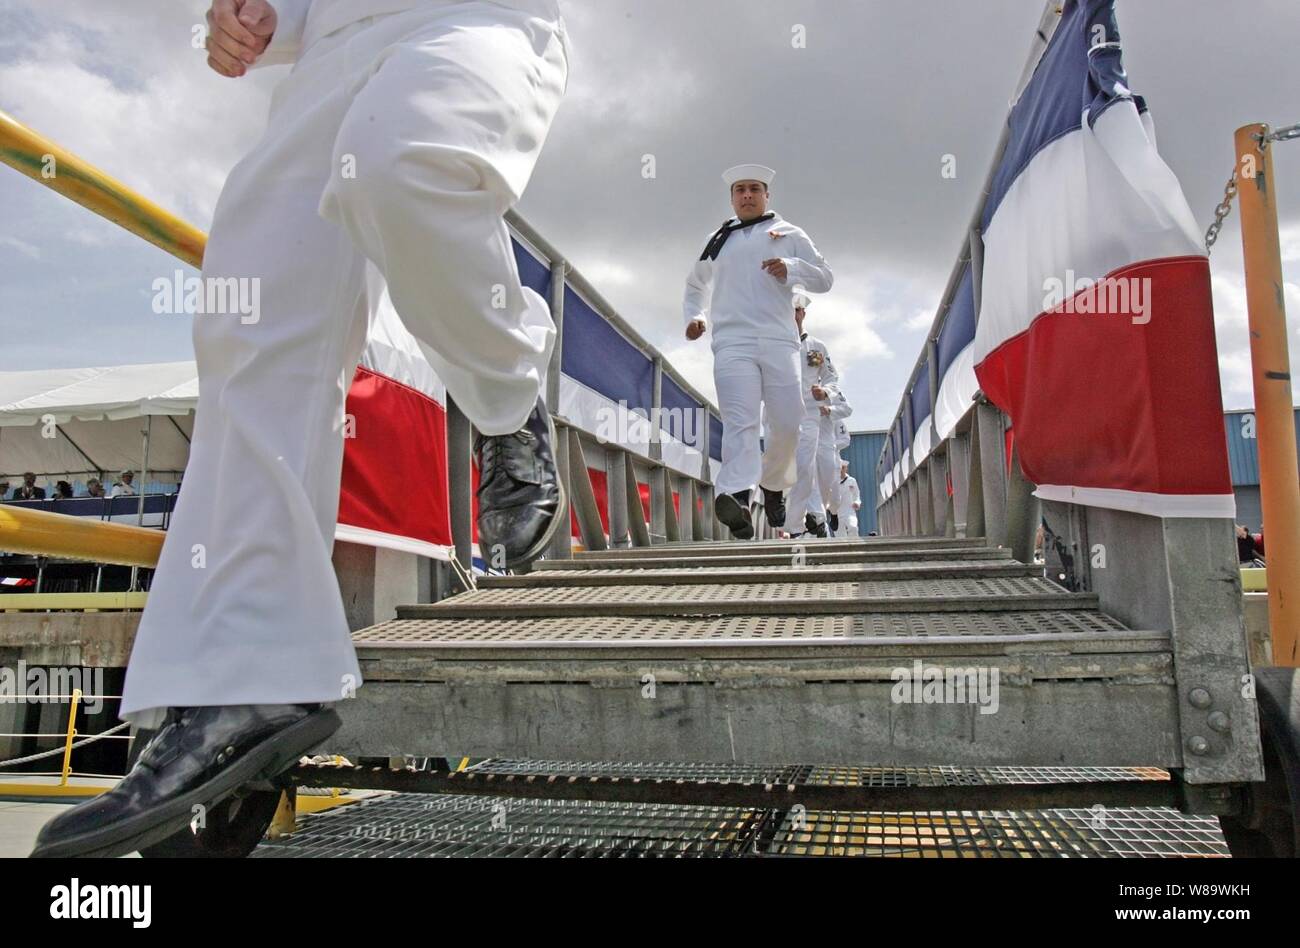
[436,576,1075,606]
[541,548,1015,569]
[254,793,1227,858]
[354,610,1135,646]
[466,760,1174,785]
[256,762,1227,858]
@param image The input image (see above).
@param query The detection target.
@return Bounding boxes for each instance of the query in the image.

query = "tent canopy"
[0,362,198,426]
[0,363,197,483]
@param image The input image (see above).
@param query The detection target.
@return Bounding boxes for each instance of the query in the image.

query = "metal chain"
[1204,121,1297,253]
[1204,171,1238,254]
[0,721,129,769]
[1266,122,1300,143]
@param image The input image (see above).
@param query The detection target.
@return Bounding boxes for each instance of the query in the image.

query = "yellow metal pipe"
[0,109,207,268]
[0,108,209,565]
[0,506,162,568]
[0,591,149,611]
[1235,124,1300,667]
[59,688,81,788]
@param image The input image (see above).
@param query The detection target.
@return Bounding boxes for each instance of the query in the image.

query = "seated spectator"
[53,481,74,499]
[13,473,46,500]
[86,479,106,498]
[110,470,137,498]
[1236,524,1265,565]
[0,480,9,500]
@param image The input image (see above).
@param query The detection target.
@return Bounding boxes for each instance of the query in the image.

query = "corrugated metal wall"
[1223,408,1300,487]
[846,431,887,536]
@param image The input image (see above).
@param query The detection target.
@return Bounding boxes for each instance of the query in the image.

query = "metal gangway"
[1,0,1297,859]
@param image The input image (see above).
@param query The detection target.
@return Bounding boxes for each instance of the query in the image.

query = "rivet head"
[1188,736,1210,756]
[1207,711,1230,733]
[1188,688,1213,709]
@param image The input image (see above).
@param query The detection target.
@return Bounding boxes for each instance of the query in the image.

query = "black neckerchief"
[699,213,776,261]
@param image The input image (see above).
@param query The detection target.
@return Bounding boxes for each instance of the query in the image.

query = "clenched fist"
[205,0,277,77]
[685,319,707,341]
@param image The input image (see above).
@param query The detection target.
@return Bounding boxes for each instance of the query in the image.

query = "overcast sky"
[1,0,1298,432]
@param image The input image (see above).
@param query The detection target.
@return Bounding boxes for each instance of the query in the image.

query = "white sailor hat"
[793,292,812,310]
[723,164,776,187]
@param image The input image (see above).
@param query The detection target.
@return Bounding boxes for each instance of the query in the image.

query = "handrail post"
[975,399,1009,546]
[607,447,630,548]
[1236,123,1300,666]
[445,397,474,583]
[649,357,666,544]
[60,688,82,788]
[545,260,572,561]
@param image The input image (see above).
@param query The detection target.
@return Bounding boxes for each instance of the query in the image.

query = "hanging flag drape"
[972,0,1234,518]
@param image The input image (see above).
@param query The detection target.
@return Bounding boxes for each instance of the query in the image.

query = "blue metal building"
[1222,407,1300,532]
[844,430,887,536]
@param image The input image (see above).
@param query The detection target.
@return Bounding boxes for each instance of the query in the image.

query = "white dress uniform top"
[814,388,853,517]
[684,185,833,498]
[784,332,839,531]
[834,473,861,538]
[834,418,851,451]
[120,0,569,727]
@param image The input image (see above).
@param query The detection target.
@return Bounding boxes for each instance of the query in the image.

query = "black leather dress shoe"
[761,487,786,530]
[475,397,565,569]
[30,703,339,859]
[714,491,754,540]
[804,513,828,539]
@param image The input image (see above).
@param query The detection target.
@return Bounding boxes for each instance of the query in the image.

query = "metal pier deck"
[333,536,1182,770]
[257,763,1227,858]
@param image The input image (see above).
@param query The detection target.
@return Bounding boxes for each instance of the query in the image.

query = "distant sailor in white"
[683,164,834,539]
[832,460,862,539]
[810,388,854,530]
[786,295,845,537]
[34,0,570,859]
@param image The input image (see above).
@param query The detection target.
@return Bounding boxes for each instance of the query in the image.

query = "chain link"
[1266,122,1300,144]
[1204,121,1298,253]
[1204,171,1238,254]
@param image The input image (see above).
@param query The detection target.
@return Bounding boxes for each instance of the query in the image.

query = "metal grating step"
[542,548,1013,569]
[574,537,992,560]
[403,576,1094,619]
[253,792,1228,858]
[481,561,1039,588]
[353,610,1148,651]
[464,760,1174,785]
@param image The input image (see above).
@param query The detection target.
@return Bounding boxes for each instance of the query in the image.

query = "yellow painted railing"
[0,690,129,800]
[0,107,209,569]
[0,591,149,612]
[0,110,206,267]
[0,505,162,568]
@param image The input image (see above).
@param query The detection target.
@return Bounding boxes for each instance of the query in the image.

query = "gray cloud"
[2,0,1297,429]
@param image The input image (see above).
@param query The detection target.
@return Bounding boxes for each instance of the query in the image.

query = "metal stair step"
[480,561,1040,588]
[402,576,1096,619]
[540,547,1012,570]
[353,609,1162,659]
[572,536,992,561]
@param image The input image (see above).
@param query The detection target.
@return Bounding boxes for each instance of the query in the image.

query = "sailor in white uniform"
[34,0,570,859]
[683,165,833,539]
[785,295,841,538]
[832,461,862,539]
[812,387,853,530]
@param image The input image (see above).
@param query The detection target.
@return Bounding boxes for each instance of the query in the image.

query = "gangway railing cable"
[1205,119,1299,253]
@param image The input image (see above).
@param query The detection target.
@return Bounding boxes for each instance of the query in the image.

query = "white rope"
[0,721,130,769]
